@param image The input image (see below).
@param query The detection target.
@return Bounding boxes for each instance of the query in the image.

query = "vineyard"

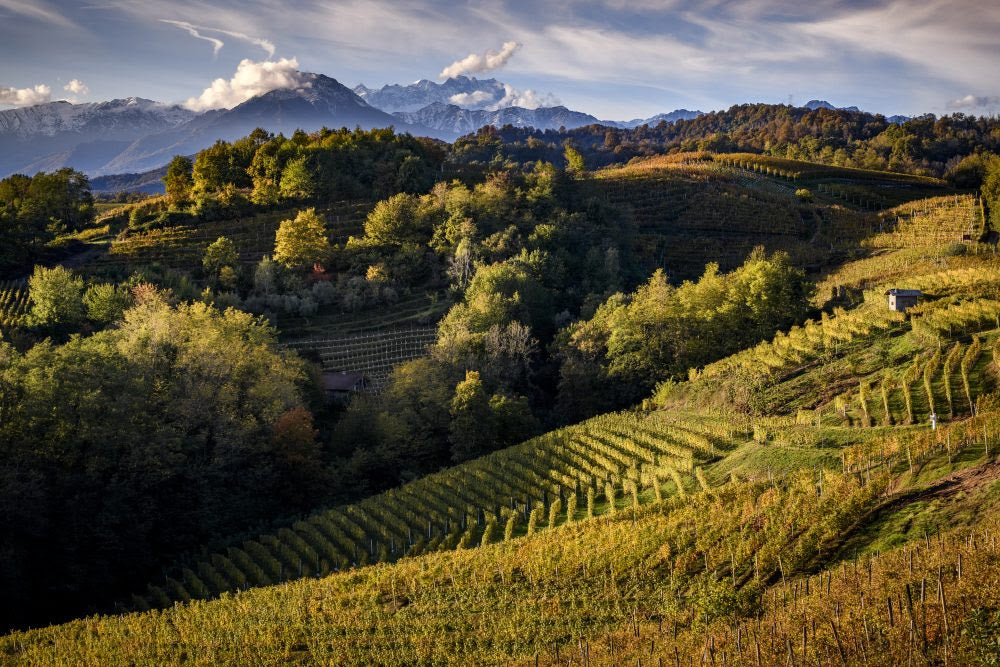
[863,194,986,248]
[712,153,946,186]
[0,280,28,329]
[588,157,827,277]
[283,326,438,391]
[672,260,1000,418]
[583,152,964,280]
[275,290,452,339]
[84,201,371,274]
[131,409,749,611]
[6,406,1000,664]
[5,148,1000,664]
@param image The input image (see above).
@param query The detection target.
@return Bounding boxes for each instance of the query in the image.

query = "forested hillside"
[455,104,1000,179]
[2,117,1000,660]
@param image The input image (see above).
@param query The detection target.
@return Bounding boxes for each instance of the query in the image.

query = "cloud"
[440,41,521,79]
[210,28,275,58]
[947,94,1000,110]
[448,90,494,106]
[64,79,89,95]
[159,18,275,58]
[161,19,224,56]
[493,84,559,110]
[0,83,51,106]
[184,57,306,111]
[0,0,75,28]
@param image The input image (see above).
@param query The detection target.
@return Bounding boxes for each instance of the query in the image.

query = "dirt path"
[812,457,1000,570]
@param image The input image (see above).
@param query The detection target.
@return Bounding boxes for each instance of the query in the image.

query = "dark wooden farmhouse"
[321,371,366,403]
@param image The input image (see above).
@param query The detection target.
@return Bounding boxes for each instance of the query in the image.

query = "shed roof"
[885,289,922,297]
[321,371,365,392]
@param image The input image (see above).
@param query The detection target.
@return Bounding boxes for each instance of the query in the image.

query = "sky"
[0,0,998,119]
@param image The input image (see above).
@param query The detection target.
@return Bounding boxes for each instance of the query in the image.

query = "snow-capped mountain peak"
[0,98,196,139]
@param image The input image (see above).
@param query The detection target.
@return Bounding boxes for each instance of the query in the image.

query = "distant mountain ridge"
[355,76,510,113]
[0,98,197,177]
[605,109,704,129]
[393,102,603,135]
[803,99,910,124]
[0,74,447,177]
[0,68,919,179]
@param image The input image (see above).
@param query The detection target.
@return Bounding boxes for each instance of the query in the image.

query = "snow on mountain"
[392,102,604,138]
[0,98,195,139]
[355,76,509,113]
[0,98,199,177]
[605,109,703,129]
[97,73,447,175]
[394,102,706,138]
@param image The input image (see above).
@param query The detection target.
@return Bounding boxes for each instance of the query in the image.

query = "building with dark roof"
[885,288,922,312]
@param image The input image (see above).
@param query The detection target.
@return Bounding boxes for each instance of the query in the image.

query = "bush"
[83,283,132,325]
[28,265,85,328]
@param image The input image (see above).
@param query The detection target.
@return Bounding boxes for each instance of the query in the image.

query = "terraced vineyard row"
[0,280,28,328]
[701,264,1000,390]
[698,301,908,382]
[829,334,996,429]
[283,326,438,391]
[135,410,749,610]
[275,290,451,338]
[864,194,984,248]
[88,202,371,272]
[589,160,821,276]
[713,153,946,186]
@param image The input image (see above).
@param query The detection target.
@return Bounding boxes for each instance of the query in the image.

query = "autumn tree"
[83,283,132,325]
[273,208,330,270]
[564,144,585,174]
[449,370,495,463]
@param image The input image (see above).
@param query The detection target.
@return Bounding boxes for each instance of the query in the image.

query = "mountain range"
[0,71,707,180]
[1,71,911,182]
[354,76,512,112]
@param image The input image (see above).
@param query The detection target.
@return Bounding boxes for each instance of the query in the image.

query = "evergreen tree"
[164,156,194,204]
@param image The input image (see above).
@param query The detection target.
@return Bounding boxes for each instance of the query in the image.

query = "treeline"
[173,126,443,204]
[126,126,445,231]
[453,104,1000,179]
[0,168,94,274]
[0,290,327,630]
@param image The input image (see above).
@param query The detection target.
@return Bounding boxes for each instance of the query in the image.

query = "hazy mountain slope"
[0,98,197,177]
[97,74,447,175]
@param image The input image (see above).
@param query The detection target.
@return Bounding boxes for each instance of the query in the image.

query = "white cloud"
[947,94,1000,110]
[440,41,521,79]
[161,19,224,56]
[64,79,89,95]
[493,84,559,110]
[0,83,52,106]
[184,57,306,111]
[160,18,275,58]
[210,28,275,58]
[448,90,494,106]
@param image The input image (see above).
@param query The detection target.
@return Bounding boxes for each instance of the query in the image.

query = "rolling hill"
[4,215,1000,664]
